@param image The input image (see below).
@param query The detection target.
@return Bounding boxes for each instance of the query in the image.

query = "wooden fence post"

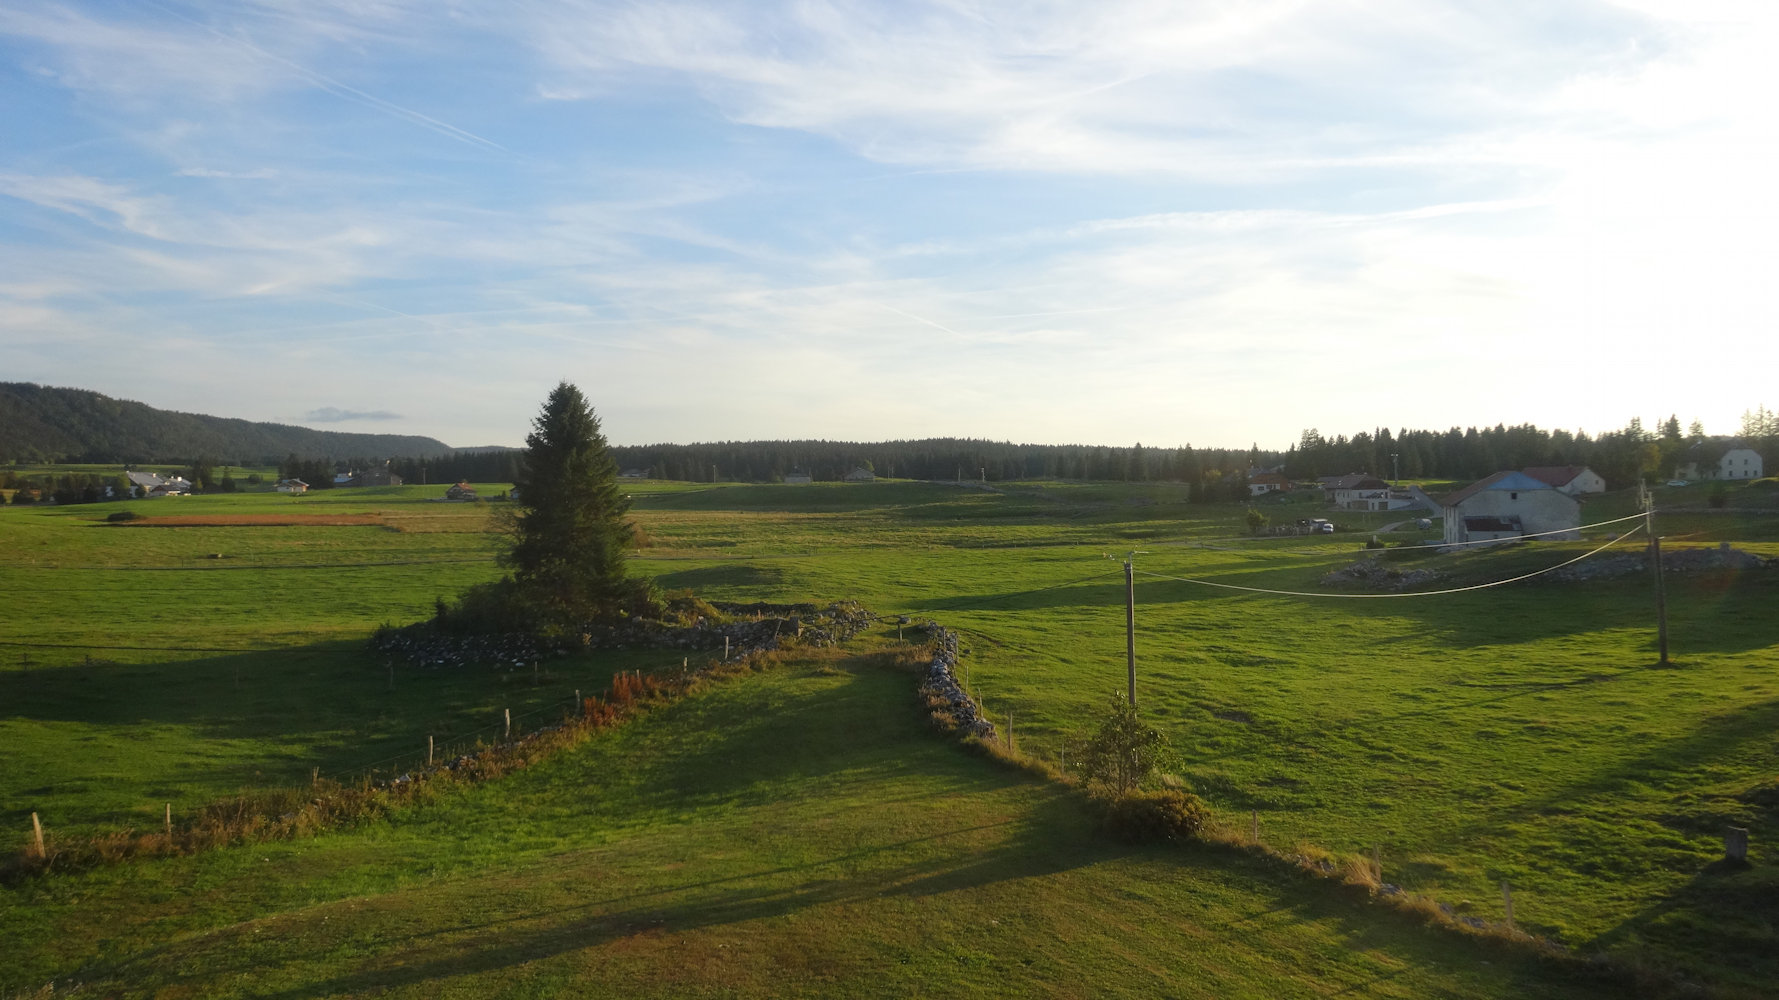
[428,735,434,766]
[31,812,45,859]
[1251,810,1260,846]
[504,708,511,740]
[165,803,172,840]
[1502,881,1515,930]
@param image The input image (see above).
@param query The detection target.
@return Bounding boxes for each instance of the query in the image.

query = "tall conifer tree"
[506,382,636,628]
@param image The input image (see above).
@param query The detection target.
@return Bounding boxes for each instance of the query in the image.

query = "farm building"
[783,472,812,484]
[1522,465,1605,495]
[1719,448,1763,480]
[274,479,308,494]
[351,468,403,487]
[1247,471,1290,496]
[1441,471,1580,546]
[1674,441,1765,481]
[844,468,876,482]
[444,481,478,501]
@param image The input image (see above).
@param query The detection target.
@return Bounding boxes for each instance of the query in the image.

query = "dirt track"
[116,514,387,527]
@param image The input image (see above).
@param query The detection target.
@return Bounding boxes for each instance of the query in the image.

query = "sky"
[2,1,1776,450]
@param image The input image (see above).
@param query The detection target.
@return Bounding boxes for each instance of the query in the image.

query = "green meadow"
[3,477,1777,996]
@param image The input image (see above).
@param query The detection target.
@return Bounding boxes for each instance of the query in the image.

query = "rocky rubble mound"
[1320,558,1446,591]
[1551,542,1776,583]
[372,600,874,669]
[917,625,996,740]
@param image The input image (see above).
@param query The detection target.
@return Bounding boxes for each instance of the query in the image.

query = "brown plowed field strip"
[120,514,387,527]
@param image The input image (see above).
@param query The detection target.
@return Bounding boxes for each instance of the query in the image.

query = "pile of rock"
[1320,559,1445,591]
[371,600,874,669]
[1552,542,1775,583]
[917,625,996,741]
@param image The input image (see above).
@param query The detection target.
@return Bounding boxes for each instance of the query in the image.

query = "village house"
[444,481,478,501]
[1247,471,1290,496]
[844,467,876,482]
[783,471,813,485]
[350,467,403,487]
[1719,448,1764,481]
[275,478,309,494]
[1673,441,1764,482]
[1522,465,1606,495]
[1441,471,1580,546]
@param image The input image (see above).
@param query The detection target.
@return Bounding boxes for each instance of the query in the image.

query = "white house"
[1441,471,1580,546]
[1720,448,1763,480]
[1522,466,1606,495]
[1247,471,1290,496]
[275,478,308,494]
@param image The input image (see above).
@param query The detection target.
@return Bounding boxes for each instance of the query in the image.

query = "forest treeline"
[0,382,457,464]
[8,381,1774,496]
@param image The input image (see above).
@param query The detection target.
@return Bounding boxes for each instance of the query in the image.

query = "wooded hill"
[0,383,458,464]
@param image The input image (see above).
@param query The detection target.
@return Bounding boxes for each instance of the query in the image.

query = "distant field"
[4,476,1778,994]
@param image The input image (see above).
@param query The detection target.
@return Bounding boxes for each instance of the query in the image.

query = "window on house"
[1510,492,1518,500]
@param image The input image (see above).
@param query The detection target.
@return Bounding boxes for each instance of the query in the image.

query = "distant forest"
[0,382,456,464]
[7,382,1774,497]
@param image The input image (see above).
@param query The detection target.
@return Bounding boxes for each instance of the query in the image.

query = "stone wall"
[916,625,996,741]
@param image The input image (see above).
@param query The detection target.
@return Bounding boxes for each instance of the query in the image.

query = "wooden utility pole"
[1125,556,1137,707]
[1648,503,1670,665]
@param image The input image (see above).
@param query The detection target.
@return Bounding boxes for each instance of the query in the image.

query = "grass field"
[3,476,1778,995]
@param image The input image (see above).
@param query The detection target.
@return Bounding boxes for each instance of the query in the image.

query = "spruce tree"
[506,382,638,629]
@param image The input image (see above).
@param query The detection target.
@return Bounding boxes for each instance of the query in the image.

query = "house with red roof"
[1521,466,1605,495]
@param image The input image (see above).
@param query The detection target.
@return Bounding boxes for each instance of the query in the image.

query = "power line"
[1345,510,1650,551]
[1135,524,1645,600]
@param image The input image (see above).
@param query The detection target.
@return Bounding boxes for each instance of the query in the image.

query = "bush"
[1070,693,1174,794]
[105,510,141,522]
[1709,484,1728,509]
[1096,787,1209,843]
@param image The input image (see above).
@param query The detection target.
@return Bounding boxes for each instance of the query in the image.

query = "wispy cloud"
[303,406,403,423]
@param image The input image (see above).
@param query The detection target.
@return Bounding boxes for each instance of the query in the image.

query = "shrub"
[105,510,141,523]
[1070,693,1174,794]
[1709,484,1728,509]
[1096,787,1209,843]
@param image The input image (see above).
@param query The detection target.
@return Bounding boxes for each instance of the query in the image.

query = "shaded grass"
[5,479,1779,993]
[1,656,1631,999]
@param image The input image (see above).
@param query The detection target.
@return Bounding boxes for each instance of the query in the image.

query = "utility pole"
[1647,499,1670,665]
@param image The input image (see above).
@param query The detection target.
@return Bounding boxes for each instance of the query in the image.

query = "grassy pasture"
[4,477,1778,993]
[3,655,1620,999]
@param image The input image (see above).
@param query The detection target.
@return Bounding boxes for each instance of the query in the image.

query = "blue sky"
[3,0,1775,449]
